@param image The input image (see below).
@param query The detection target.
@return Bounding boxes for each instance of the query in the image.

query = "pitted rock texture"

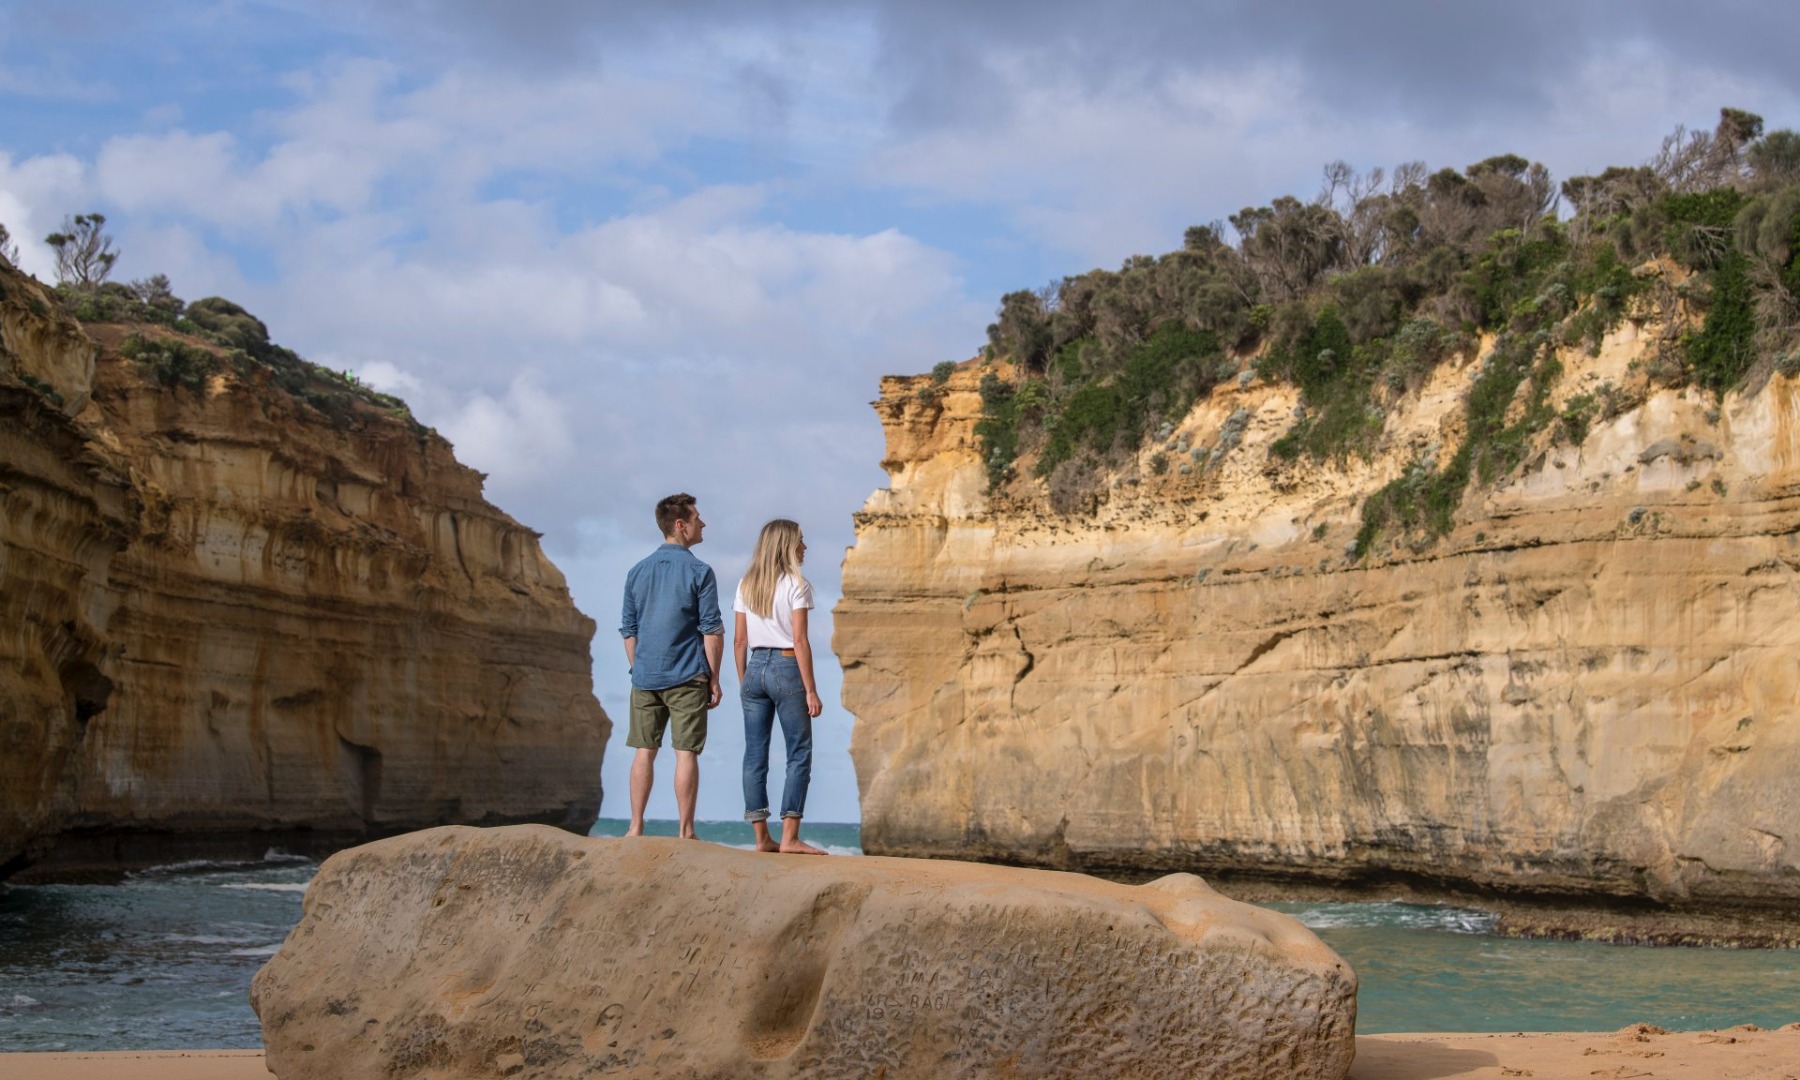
[251,825,1356,1080]
[0,262,607,878]
[835,317,1800,917]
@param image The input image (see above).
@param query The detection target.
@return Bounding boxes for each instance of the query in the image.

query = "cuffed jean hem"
[781,812,803,819]
[741,653,813,821]
[745,808,771,822]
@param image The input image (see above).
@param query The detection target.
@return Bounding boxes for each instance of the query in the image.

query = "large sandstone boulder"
[252,825,1357,1079]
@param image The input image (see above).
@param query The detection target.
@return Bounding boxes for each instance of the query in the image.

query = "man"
[619,493,724,839]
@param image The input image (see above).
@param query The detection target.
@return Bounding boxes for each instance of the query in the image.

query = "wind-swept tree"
[0,222,18,265]
[45,213,119,288]
[1230,195,1343,301]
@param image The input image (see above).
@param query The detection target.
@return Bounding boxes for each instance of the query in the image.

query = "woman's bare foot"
[778,819,826,854]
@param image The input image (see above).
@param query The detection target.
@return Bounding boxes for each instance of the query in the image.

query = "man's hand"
[708,677,723,709]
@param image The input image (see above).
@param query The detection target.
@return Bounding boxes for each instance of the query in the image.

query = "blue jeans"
[741,650,812,821]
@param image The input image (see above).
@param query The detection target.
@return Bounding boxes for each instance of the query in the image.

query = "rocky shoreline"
[863,839,1800,948]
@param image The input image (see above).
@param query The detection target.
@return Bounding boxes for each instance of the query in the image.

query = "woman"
[734,518,827,854]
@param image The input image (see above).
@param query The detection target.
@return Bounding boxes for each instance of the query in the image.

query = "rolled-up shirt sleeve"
[696,567,724,635]
[619,567,640,639]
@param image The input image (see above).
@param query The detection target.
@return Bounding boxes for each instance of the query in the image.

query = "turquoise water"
[1269,900,1800,1032]
[1,820,1797,1050]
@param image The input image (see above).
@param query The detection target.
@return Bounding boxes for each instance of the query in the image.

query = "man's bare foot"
[779,839,828,855]
[756,839,782,852]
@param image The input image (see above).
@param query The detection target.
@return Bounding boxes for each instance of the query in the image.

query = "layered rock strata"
[0,264,607,879]
[252,825,1356,1080]
[836,313,1800,921]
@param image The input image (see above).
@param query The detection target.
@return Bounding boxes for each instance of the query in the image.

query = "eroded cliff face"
[0,264,608,878]
[836,290,1800,918]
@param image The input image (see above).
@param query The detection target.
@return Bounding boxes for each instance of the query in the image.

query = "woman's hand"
[805,690,822,718]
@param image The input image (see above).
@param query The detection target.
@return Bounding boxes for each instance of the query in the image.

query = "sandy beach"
[4,1026,1797,1080]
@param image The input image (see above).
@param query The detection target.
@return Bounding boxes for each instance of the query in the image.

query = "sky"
[3,2,1798,824]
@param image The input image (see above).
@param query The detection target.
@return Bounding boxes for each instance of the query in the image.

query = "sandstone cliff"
[836,274,1800,924]
[0,262,607,879]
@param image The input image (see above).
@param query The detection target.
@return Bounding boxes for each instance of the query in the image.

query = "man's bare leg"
[625,747,656,837]
[750,820,780,852]
[674,750,700,839]
[780,815,827,855]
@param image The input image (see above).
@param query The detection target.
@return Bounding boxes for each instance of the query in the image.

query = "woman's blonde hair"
[741,519,805,618]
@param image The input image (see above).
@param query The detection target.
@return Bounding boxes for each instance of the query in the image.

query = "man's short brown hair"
[655,493,697,538]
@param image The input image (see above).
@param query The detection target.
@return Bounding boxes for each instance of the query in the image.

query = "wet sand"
[3,1025,1798,1080]
[1348,1024,1800,1079]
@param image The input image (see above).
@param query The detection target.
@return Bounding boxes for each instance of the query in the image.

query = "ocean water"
[2,821,1797,1051]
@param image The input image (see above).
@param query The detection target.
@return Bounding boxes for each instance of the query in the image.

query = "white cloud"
[853,34,1800,269]
[0,152,92,280]
[342,358,423,396]
[437,374,578,497]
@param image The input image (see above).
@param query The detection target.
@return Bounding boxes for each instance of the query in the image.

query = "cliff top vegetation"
[966,108,1800,553]
[0,214,424,435]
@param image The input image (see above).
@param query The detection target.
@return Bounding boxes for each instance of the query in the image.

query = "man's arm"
[696,567,724,707]
[703,633,724,708]
[619,565,640,673]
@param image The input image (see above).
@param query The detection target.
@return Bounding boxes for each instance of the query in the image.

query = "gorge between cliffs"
[835,295,1800,942]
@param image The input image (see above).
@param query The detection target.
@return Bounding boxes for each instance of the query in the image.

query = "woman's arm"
[791,607,823,718]
[734,611,749,682]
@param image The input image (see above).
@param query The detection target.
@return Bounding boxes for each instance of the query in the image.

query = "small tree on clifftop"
[0,222,18,266]
[45,213,119,288]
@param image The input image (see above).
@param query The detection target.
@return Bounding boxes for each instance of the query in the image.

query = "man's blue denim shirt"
[619,543,724,691]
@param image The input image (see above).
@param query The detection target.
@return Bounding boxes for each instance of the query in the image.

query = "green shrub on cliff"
[121,333,223,392]
[1035,324,1228,475]
[49,271,190,329]
[968,106,1800,554]
[186,297,275,356]
[975,372,1020,488]
[1351,332,1563,556]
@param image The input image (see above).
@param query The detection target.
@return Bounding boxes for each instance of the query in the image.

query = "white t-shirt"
[733,574,814,649]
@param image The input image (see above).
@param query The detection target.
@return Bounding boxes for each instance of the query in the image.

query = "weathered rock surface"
[835,310,1800,920]
[252,825,1356,1080]
[0,263,608,879]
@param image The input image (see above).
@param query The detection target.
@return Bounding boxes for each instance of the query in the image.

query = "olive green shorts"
[627,674,710,753]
